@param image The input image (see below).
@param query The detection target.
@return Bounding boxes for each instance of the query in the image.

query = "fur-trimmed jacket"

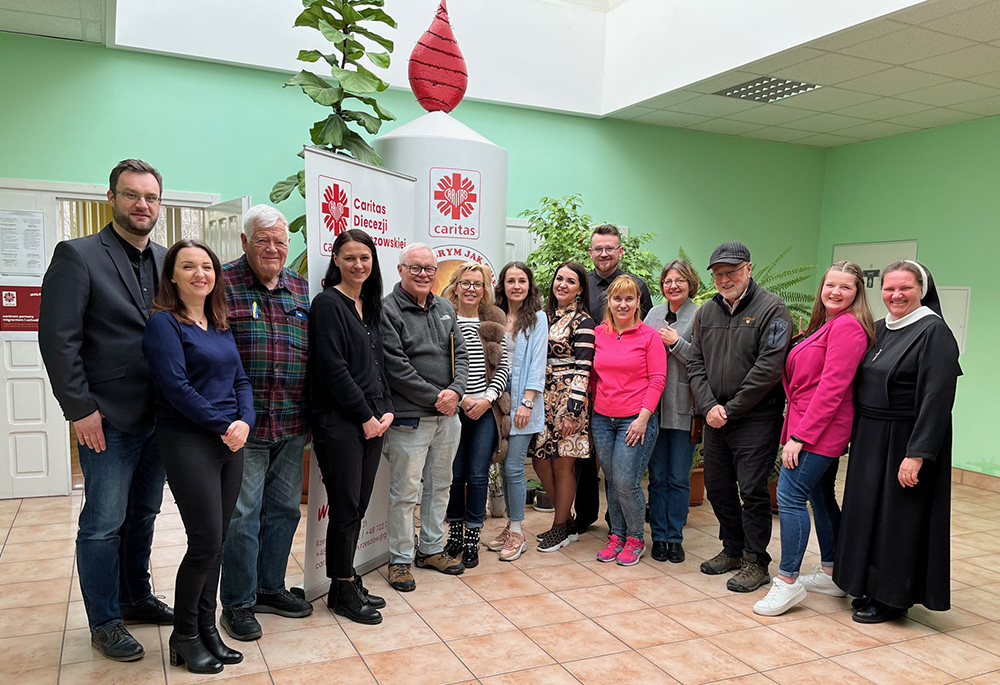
[478,305,512,462]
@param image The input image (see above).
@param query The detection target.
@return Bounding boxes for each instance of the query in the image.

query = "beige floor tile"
[61,625,161,665]
[0,577,72,610]
[523,618,628,662]
[832,645,954,684]
[257,624,356,670]
[480,664,580,684]
[163,642,267,684]
[420,601,515,640]
[271,656,376,685]
[595,608,698,648]
[766,658,876,684]
[66,600,90,630]
[461,569,547,601]
[0,557,74,584]
[152,527,189,548]
[952,514,1000,534]
[907,604,990,631]
[669,571,738,598]
[0,603,66,639]
[506,547,577,570]
[489,592,584,629]
[893,633,1000,679]
[826,609,937,643]
[953,532,1000,554]
[770,615,882,656]
[616,576,711,607]
[523,561,608,591]
[717,590,819,625]
[6,665,60,684]
[0,539,76,562]
[658,599,762,636]
[556,585,649,617]
[953,560,1000,586]
[150,545,187,570]
[0,631,63,674]
[640,637,754,684]
[339,610,438,655]
[398,575,484,612]
[448,629,554,677]
[363,642,473,685]
[709,625,821,670]
[951,620,1000,656]
[581,558,663,582]
[456,549,513,576]
[953,587,1000,620]
[564,650,676,684]
[250,601,342,634]
[59,652,167,684]
[156,513,186,530]
[557,533,612,562]
[10,507,80,527]
[5,522,78,544]
[798,591,855,615]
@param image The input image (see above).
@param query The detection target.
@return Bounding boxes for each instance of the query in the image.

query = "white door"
[204,197,251,263]
[0,189,70,498]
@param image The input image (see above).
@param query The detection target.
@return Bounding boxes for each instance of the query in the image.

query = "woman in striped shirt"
[442,262,511,568]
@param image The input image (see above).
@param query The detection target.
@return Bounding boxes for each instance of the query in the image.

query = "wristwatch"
[520,398,534,409]
[789,434,804,444]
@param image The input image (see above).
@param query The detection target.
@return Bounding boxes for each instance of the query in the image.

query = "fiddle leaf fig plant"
[270,0,397,238]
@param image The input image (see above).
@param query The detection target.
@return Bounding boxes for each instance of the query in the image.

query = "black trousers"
[158,424,243,635]
[573,452,601,528]
[312,409,384,579]
[703,416,782,566]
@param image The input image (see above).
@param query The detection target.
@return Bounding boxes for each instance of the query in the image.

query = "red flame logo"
[322,183,350,236]
[434,173,477,220]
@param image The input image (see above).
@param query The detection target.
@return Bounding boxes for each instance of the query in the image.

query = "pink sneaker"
[616,536,645,566]
[596,534,623,563]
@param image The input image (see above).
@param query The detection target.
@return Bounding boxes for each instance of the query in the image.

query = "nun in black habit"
[834,260,961,624]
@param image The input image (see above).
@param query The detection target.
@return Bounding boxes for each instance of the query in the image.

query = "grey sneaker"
[727,557,770,593]
[700,551,742,575]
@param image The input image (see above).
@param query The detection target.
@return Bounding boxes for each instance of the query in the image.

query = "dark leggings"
[312,411,384,579]
[158,424,243,635]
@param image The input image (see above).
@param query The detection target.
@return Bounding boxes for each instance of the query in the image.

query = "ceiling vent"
[715,76,821,103]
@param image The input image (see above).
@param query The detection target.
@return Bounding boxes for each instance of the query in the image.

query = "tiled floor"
[3,469,1000,684]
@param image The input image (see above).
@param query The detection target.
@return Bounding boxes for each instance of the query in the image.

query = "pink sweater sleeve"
[642,325,667,412]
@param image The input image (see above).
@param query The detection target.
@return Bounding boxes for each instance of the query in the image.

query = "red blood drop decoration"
[408,0,468,113]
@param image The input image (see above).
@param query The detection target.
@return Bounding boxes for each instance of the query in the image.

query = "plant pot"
[689,467,705,507]
[489,495,506,518]
[534,488,554,512]
[525,487,537,507]
[769,479,779,515]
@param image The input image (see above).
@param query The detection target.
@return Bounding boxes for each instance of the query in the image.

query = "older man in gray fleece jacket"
[381,243,469,593]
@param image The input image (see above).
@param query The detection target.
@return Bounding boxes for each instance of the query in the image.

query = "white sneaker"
[799,568,846,597]
[753,578,807,616]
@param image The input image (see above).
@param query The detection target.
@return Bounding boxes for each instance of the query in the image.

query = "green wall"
[819,120,998,475]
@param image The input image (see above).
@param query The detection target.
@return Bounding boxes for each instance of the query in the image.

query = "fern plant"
[269,0,397,237]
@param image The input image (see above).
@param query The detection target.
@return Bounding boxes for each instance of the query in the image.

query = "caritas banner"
[302,146,415,600]
[0,285,41,332]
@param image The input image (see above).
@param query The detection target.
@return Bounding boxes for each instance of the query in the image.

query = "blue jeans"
[446,410,498,528]
[648,428,696,543]
[502,434,533,523]
[221,434,306,609]
[776,450,841,577]
[592,412,658,540]
[76,421,165,631]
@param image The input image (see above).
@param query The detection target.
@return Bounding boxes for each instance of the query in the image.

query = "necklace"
[870,329,898,362]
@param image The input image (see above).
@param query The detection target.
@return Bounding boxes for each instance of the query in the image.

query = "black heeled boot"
[331,578,382,625]
[354,575,386,609]
[444,520,465,559]
[200,625,243,664]
[168,632,223,674]
[463,526,481,569]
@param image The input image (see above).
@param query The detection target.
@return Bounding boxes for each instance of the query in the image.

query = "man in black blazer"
[39,159,174,662]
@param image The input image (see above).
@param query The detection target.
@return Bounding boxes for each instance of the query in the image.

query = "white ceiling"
[0,0,103,43]
[610,0,1000,146]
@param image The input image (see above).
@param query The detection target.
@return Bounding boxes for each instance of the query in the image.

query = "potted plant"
[768,449,783,514]
[487,463,505,518]
[690,441,705,507]
[525,479,542,507]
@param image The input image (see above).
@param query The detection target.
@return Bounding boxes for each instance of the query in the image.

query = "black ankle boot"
[332,579,382,625]
[169,632,223,674]
[199,625,243,664]
[354,575,386,609]
[463,526,481,569]
[444,520,465,559]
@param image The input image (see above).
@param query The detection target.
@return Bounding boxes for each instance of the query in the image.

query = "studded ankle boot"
[463,526,481,568]
[444,520,465,559]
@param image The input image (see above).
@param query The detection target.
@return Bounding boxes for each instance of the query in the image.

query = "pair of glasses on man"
[402,264,438,276]
[113,190,161,205]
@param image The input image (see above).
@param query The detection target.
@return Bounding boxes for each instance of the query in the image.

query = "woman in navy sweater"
[143,240,254,675]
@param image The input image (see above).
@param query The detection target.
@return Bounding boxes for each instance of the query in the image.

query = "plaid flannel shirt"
[223,255,310,440]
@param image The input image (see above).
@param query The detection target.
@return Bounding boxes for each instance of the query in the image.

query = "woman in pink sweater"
[753,261,874,616]
[591,275,666,566]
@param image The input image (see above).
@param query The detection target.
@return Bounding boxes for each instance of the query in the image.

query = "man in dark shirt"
[219,205,313,641]
[39,159,173,662]
[576,224,653,533]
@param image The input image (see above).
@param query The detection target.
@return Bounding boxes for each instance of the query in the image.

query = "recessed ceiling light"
[714,76,821,103]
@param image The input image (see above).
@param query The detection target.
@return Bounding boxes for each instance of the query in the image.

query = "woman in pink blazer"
[754,261,875,616]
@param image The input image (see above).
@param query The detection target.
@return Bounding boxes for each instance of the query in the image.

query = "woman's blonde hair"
[802,261,876,347]
[442,261,494,315]
[603,274,642,331]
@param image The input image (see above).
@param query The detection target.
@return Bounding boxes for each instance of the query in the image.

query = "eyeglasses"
[458,280,484,291]
[712,264,748,282]
[589,246,621,254]
[662,279,687,287]
[402,264,438,276]
[113,190,161,205]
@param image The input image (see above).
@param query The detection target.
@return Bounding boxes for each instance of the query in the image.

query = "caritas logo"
[430,168,480,240]
[319,176,352,255]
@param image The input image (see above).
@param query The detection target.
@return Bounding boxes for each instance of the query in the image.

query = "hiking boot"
[700,550,742,575]
[537,524,570,553]
[616,536,645,566]
[220,607,262,641]
[727,556,770,593]
[499,529,527,561]
[596,534,623,563]
[253,588,313,618]
[415,551,465,574]
[486,523,511,551]
[463,526,482,569]
[388,563,416,592]
[444,520,465,560]
[799,567,846,597]
[753,578,807,616]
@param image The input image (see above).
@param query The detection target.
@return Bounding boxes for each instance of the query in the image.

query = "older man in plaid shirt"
[219,204,313,641]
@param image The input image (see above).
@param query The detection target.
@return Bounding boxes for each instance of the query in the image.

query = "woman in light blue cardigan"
[487,262,547,562]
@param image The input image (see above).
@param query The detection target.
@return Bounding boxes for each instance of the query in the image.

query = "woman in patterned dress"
[531,261,596,552]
